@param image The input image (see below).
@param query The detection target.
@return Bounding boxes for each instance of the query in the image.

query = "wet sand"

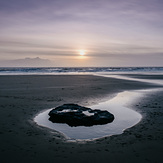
[0,75,162,163]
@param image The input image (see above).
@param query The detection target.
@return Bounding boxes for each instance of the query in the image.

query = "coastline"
[0,74,162,163]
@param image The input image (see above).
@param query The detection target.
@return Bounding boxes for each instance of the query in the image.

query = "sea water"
[0,67,163,75]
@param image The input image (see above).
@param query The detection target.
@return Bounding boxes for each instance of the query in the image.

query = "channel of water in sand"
[34,90,143,140]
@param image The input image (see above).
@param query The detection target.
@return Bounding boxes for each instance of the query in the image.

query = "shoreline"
[0,74,162,163]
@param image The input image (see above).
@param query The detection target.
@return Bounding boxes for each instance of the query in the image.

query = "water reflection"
[34,91,142,140]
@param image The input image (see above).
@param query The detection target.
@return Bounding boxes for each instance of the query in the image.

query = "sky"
[0,0,163,67]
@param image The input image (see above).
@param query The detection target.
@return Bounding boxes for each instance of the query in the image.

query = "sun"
[79,50,86,56]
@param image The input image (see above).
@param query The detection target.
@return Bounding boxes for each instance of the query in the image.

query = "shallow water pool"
[34,90,143,140]
[34,91,142,139]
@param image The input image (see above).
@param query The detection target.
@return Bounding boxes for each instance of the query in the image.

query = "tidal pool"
[34,90,142,140]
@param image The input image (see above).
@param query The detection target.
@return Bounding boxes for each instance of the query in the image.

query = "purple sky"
[0,0,163,67]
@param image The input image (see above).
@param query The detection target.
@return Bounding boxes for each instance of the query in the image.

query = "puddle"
[34,90,143,140]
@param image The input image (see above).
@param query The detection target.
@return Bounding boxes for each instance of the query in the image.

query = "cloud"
[0,57,54,67]
[0,0,163,66]
[0,39,163,60]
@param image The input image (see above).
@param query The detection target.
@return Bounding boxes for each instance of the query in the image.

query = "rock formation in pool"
[48,104,114,127]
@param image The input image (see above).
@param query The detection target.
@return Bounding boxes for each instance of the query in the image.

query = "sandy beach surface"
[0,74,162,163]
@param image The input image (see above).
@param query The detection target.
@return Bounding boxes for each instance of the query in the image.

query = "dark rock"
[48,104,114,127]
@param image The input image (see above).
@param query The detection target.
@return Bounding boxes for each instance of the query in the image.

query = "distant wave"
[0,67,163,75]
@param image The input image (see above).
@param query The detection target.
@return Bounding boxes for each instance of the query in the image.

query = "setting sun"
[79,50,86,56]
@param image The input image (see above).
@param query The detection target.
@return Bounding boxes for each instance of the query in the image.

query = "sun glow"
[79,50,86,56]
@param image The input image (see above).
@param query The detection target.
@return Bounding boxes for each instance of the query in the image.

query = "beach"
[0,74,162,163]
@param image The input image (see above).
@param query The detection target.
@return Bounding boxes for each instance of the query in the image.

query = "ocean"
[0,67,163,75]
